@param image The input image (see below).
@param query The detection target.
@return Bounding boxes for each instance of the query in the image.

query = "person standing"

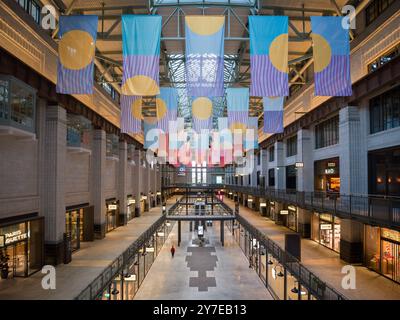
[170,245,175,258]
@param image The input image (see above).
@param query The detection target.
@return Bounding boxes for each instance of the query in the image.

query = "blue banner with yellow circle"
[56,15,98,94]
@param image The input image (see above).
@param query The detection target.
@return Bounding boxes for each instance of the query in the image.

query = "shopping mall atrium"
[0,0,399,302]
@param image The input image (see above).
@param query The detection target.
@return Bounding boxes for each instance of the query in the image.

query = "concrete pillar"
[297,129,313,192]
[91,129,106,239]
[133,150,142,216]
[261,149,268,189]
[274,202,284,224]
[275,141,285,190]
[42,105,66,265]
[297,208,312,238]
[340,219,363,263]
[339,106,368,195]
[118,140,128,226]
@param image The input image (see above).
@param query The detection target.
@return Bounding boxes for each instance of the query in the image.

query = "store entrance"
[6,241,27,277]
[381,239,400,283]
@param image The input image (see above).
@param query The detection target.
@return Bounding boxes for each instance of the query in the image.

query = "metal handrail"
[225,184,400,229]
[235,213,347,300]
[75,214,167,300]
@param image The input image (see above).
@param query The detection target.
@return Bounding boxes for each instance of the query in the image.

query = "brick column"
[91,129,106,239]
[118,140,128,225]
[43,105,66,265]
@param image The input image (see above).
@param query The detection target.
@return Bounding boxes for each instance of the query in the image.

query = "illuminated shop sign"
[288,205,296,211]
[127,199,136,205]
[295,162,304,168]
[108,204,117,210]
[320,223,332,230]
[280,210,289,215]
[324,168,336,174]
[327,162,336,167]
[2,230,29,245]
[381,228,400,243]
[260,203,267,207]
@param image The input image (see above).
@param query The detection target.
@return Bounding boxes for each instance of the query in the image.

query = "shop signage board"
[295,162,304,168]
[288,205,296,211]
[382,228,400,242]
[324,168,336,174]
[0,235,4,248]
[280,210,289,215]
[108,204,117,210]
[320,223,332,230]
[3,230,29,245]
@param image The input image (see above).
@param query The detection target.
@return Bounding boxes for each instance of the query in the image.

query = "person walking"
[170,245,175,258]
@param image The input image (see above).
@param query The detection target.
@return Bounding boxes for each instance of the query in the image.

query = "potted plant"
[0,248,10,279]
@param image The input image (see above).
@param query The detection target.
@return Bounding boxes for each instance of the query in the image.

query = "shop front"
[365,226,400,284]
[126,196,136,222]
[314,157,340,193]
[65,205,94,253]
[311,212,341,252]
[106,199,119,233]
[282,205,298,232]
[0,215,44,279]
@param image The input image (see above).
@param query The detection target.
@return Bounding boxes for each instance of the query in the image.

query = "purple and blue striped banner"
[121,15,161,96]
[245,117,259,151]
[192,97,213,133]
[263,97,284,134]
[226,88,249,130]
[185,16,225,97]
[311,16,352,96]
[56,15,98,94]
[157,87,178,133]
[249,16,289,97]
[120,95,142,134]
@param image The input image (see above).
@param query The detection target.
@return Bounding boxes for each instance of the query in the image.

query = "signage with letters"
[3,230,29,245]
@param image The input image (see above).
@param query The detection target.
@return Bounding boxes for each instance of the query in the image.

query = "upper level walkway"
[222,197,400,300]
[0,198,179,300]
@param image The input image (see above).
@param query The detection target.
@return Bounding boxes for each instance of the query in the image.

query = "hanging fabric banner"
[311,16,352,96]
[143,117,158,150]
[121,15,161,96]
[168,117,185,164]
[120,95,142,134]
[227,88,249,132]
[192,97,213,133]
[263,97,284,134]
[249,16,288,97]
[218,117,232,165]
[157,87,178,133]
[185,15,225,97]
[57,15,98,94]
[245,117,259,151]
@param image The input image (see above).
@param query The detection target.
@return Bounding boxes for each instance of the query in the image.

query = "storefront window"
[0,217,43,278]
[314,158,340,193]
[311,212,340,253]
[380,228,400,283]
[106,200,119,233]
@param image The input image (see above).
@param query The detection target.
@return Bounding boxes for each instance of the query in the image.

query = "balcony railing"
[226,184,400,229]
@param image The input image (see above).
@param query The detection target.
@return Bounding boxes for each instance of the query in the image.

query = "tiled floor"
[0,198,180,300]
[223,197,400,300]
[134,221,273,300]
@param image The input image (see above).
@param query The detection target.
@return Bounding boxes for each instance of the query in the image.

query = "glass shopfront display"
[365,226,400,284]
[314,157,340,193]
[106,199,119,233]
[65,206,94,252]
[311,212,341,252]
[126,196,135,222]
[0,216,44,279]
[283,205,297,232]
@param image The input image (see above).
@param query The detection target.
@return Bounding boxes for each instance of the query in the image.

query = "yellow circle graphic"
[131,98,143,120]
[59,30,95,70]
[192,97,212,120]
[230,122,247,132]
[186,16,225,36]
[311,33,332,73]
[121,75,160,96]
[156,98,167,120]
[269,34,289,73]
[144,116,157,125]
